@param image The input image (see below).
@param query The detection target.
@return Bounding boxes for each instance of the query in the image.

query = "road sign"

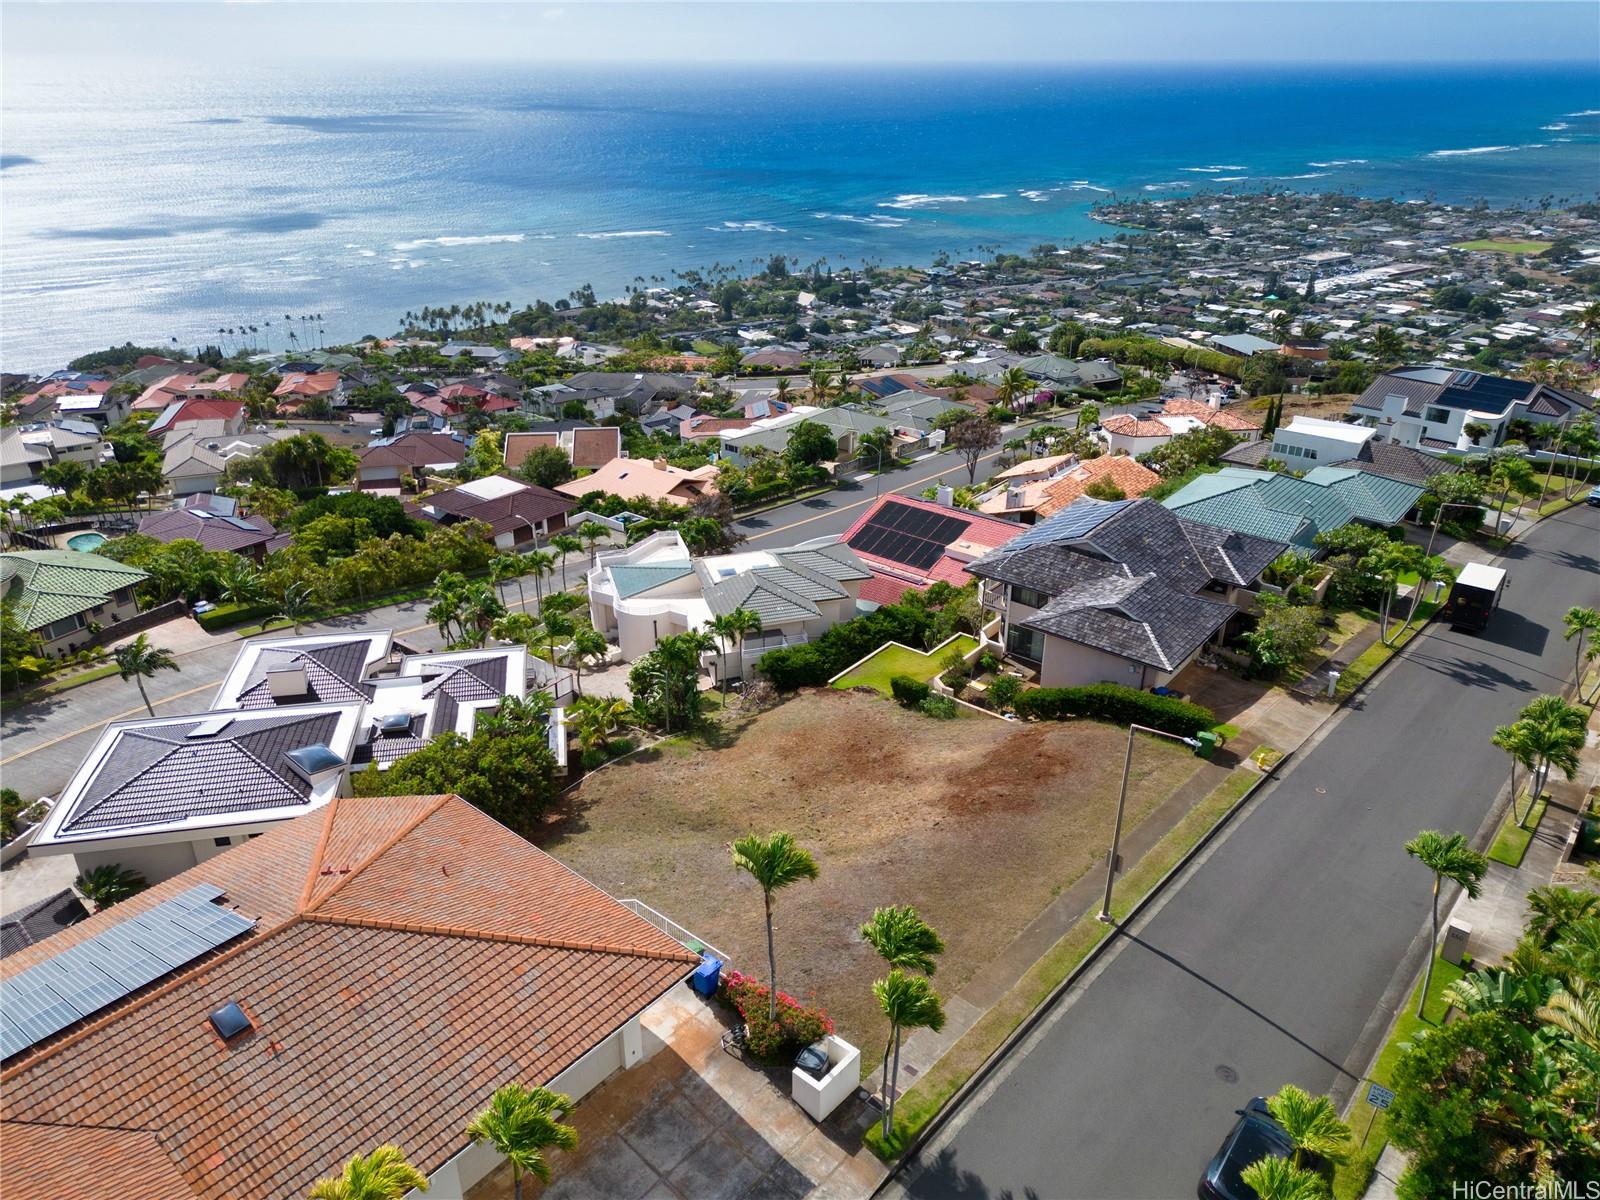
[1366,1083,1395,1110]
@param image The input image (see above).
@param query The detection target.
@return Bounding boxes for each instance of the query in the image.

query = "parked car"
[1586,485,1600,508]
[1198,1097,1322,1200]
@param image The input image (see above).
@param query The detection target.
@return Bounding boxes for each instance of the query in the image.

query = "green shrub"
[758,601,937,689]
[988,675,1022,712]
[940,647,968,673]
[940,667,971,691]
[921,695,958,719]
[890,674,931,708]
[718,970,835,1061]
[1012,683,1215,736]
[978,652,1001,674]
[195,601,278,632]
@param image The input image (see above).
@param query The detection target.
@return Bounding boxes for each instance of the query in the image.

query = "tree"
[861,905,945,1091]
[519,445,575,489]
[1563,605,1600,699]
[550,534,582,590]
[576,520,609,568]
[995,367,1032,414]
[1264,1084,1350,1170]
[562,624,608,696]
[1238,1157,1324,1200]
[1370,325,1405,363]
[627,631,711,732]
[464,1084,578,1200]
[569,694,631,755]
[1404,830,1488,1018]
[1,600,46,692]
[1515,694,1586,802]
[731,832,819,1022]
[707,607,762,696]
[113,634,179,717]
[490,554,525,611]
[786,420,838,467]
[1076,401,1101,432]
[1242,597,1322,679]
[74,863,147,911]
[307,1146,428,1200]
[522,550,554,607]
[949,416,1000,486]
[1488,455,1536,529]
[873,969,946,1139]
[1490,723,1539,829]
[272,581,316,635]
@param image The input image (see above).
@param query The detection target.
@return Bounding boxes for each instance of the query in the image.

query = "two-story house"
[1350,366,1593,452]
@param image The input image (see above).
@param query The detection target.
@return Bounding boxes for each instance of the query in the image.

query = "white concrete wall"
[71,839,202,883]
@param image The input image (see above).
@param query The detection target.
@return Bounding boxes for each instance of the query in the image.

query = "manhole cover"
[1215,1064,1239,1084]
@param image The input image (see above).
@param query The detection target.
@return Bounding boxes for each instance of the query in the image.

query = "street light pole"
[1423,500,1487,561]
[1099,722,1202,923]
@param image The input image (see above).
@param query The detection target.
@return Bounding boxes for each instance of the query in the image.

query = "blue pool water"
[67,532,106,553]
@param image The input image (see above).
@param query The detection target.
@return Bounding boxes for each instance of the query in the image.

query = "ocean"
[1,62,1596,371]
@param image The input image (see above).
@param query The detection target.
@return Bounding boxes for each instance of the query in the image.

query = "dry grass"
[542,689,1206,1051]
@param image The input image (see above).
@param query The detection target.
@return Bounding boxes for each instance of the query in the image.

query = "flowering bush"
[718,969,834,1061]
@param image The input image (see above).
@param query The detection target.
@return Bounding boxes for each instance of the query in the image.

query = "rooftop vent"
[209,1001,252,1041]
[265,665,309,702]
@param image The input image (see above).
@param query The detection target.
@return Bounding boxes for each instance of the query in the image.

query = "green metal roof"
[608,561,694,599]
[1163,464,1422,549]
[1,550,148,631]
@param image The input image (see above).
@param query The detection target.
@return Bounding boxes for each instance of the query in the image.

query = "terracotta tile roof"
[502,432,560,467]
[1101,413,1175,438]
[1,795,698,1200]
[1162,398,1262,432]
[271,371,341,399]
[570,426,621,468]
[1037,456,1163,518]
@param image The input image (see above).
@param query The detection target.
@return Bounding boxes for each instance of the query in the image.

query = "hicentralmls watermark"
[1451,1183,1600,1200]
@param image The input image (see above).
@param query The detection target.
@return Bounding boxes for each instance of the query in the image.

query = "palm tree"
[562,625,609,696]
[523,550,555,607]
[807,364,833,407]
[1490,722,1539,828]
[275,581,315,635]
[1562,606,1600,697]
[1404,830,1488,1018]
[996,367,1032,415]
[1517,694,1586,801]
[576,520,609,569]
[307,1146,428,1200]
[1239,1156,1325,1200]
[550,535,582,590]
[707,613,742,697]
[1264,1084,1350,1170]
[464,1083,578,1200]
[873,969,946,1138]
[570,695,630,755]
[490,554,525,611]
[707,606,762,696]
[113,634,179,717]
[730,832,819,1022]
[861,906,945,1092]
[1524,886,1600,948]
[74,863,147,911]
[1489,455,1536,528]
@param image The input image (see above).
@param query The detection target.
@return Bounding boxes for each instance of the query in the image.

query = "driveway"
[890,504,1600,1200]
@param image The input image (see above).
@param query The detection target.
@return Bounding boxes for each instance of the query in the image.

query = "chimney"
[265,665,309,703]
[1006,483,1025,509]
[935,484,954,508]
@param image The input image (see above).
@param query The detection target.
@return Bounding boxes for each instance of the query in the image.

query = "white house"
[586,530,872,681]
[1350,365,1593,452]
[1267,415,1376,465]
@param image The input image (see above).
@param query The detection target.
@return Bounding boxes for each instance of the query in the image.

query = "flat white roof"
[1456,562,1506,591]
[455,473,527,501]
[1281,416,1373,444]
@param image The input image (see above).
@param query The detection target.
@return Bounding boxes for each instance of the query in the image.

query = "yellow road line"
[0,679,221,765]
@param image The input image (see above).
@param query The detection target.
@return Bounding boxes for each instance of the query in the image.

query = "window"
[1425,407,1450,425]
[1011,586,1051,611]
[42,614,84,640]
[213,837,232,847]
[1006,624,1045,663]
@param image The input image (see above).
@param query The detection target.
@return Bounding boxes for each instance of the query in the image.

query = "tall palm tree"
[307,1146,428,1200]
[710,606,762,696]
[873,969,946,1139]
[576,520,609,569]
[861,906,945,1092]
[1517,694,1586,802]
[707,613,742,697]
[730,832,819,1022]
[490,554,524,611]
[464,1084,578,1200]
[113,634,179,717]
[1264,1084,1350,1170]
[807,364,833,407]
[1239,1157,1325,1200]
[1562,605,1600,696]
[1490,722,1539,828]
[550,535,582,590]
[523,550,555,607]
[1404,830,1488,1018]
[996,367,1032,415]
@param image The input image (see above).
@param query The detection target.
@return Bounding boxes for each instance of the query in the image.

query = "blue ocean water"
[2,62,1596,370]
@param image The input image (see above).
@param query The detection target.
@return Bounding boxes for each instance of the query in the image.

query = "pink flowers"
[718,971,833,1059]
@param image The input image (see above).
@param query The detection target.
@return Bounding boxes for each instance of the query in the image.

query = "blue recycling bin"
[690,955,722,997]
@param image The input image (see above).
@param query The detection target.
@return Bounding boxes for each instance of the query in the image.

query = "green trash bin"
[1193,731,1217,759]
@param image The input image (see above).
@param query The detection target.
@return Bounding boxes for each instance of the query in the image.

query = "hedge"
[1079,335,1245,381]
[890,674,931,707]
[1012,683,1216,737]
[758,602,937,690]
[195,602,278,632]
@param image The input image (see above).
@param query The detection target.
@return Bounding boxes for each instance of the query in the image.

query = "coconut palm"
[1562,605,1600,697]
[1404,830,1488,1018]
[464,1084,578,1200]
[576,520,609,569]
[113,634,179,717]
[1490,722,1539,829]
[306,1145,428,1200]
[996,367,1032,415]
[1238,1156,1325,1200]
[74,863,147,911]
[1264,1084,1350,1170]
[873,969,946,1138]
[550,535,582,590]
[1517,694,1586,801]
[730,831,819,1022]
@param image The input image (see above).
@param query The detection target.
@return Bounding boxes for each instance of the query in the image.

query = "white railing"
[621,899,734,967]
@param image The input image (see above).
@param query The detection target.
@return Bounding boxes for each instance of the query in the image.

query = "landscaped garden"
[541,688,1209,1060]
[830,634,978,695]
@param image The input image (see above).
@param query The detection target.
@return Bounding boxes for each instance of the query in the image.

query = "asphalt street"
[892,502,1600,1200]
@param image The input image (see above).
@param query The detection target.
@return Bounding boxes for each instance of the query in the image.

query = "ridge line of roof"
[300,912,703,963]
[301,793,454,915]
[296,799,341,913]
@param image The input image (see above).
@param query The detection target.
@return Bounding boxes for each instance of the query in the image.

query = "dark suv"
[1198,1097,1312,1200]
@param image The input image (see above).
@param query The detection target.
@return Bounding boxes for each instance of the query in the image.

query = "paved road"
[892,503,1600,1200]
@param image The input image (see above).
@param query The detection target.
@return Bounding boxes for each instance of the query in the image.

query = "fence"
[620,898,733,968]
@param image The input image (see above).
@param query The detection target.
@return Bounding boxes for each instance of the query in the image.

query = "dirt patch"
[543,689,1206,1058]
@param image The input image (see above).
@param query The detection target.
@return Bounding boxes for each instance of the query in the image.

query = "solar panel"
[846,500,972,573]
[0,884,255,1059]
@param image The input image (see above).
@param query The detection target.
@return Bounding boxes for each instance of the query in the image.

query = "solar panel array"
[847,500,970,572]
[1000,498,1131,555]
[0,883,255,1059]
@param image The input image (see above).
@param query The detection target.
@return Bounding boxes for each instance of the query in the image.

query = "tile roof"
[52,711,343,837]
[422,475,573,537]
[0,550,148,631]
[1163,466,1423,548]
[553,458,716,503]
[840,495,1022,590]
[358,432,467,471]
[0,890,89,958]
[137,509,276,553]
[569,427,622,468]
[702,568,824,625]
[234,643,374,708]
[0,795,698,1200]
[1161,397,1262,432]
[1036,456,1162,518]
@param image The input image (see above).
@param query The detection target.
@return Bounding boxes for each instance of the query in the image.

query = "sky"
[2,1,1598,69]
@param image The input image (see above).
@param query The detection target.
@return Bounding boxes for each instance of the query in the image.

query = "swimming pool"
[66,532,106,552]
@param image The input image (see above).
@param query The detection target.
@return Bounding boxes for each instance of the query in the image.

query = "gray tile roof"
[775,543,874,583]
[235,643,374,708]
[58,712,342,835]
[0,891,88,958]
[702,569,821,625]
[1018,565,1237,671]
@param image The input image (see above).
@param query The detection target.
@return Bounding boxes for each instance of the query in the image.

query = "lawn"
[830,635,978,694]
[543,689,1207,1058]
[1487,792,1549,867]
[1451,239,1552,254]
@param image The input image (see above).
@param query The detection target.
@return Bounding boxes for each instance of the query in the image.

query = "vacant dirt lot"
[542,689,1206,1056]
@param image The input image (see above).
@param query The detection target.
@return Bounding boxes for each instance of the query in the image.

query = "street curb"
[876,753,1291,1190]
